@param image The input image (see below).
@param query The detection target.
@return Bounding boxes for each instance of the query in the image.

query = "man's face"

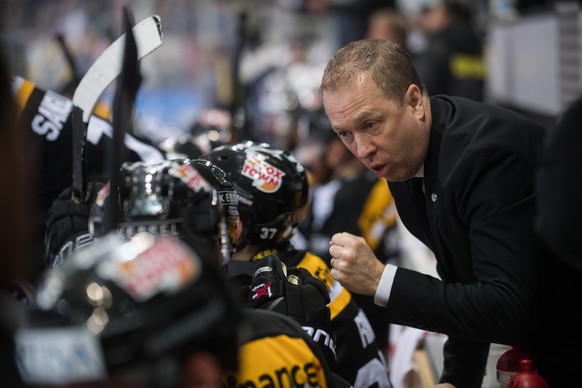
[322,72,428,182]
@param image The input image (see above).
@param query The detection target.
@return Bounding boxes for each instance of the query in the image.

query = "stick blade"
[72,15,163,123]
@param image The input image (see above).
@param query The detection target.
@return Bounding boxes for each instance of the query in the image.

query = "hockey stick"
[55,33,82,94]
[71,14,163,202]
[104,6,141,234]
[229,11,248,143]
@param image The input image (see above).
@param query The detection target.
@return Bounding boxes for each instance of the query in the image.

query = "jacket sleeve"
[439,337,489,388]
[386,146,545,345]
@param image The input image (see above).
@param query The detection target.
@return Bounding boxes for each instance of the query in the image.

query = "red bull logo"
[242,153,285,193]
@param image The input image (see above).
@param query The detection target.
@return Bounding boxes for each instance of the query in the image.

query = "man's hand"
[329,232,385,296]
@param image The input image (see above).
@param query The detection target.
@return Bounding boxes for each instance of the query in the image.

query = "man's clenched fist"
[329,232,385,296]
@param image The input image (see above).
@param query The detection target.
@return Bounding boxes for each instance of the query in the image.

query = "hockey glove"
[249,254,336,367]
[44,180,104,269]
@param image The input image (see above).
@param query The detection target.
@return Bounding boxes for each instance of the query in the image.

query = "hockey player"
[16,232,241,387]
[86,158,349,387]
[17,231,345,387]
[204,141,393,387]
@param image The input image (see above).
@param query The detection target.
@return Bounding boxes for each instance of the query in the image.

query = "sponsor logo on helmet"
[117,219,181,239]
[114,236,200,301]
[169,163,212,193]
[218,191,239,220]
[95,182,110,206]
[241,153,285,193]
[219,191,238,207]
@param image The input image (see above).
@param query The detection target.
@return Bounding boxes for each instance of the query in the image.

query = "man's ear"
[405,84,425,120]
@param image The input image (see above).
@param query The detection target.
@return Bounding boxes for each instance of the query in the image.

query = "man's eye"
[337,131,350,138]
[364,122,376,130]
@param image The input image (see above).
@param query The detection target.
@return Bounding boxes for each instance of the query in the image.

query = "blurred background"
[2,0,579,150]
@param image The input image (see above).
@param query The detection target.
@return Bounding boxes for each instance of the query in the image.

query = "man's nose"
[355,135,374,160]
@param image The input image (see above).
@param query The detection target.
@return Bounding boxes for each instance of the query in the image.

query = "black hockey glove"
[249,254,336,367]
[44,180,104,269]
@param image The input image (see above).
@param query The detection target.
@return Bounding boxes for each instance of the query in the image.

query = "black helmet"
[16,232,240,387]
[89,159,230,266]
[202,141,309,248]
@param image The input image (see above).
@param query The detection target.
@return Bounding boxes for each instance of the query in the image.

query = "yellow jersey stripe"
[299,252,352,320]
[358,179,397,250]
[12,77,35,121]
[329,286,351,320]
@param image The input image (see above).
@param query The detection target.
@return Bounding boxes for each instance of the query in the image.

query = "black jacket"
[537,92,582,271]
[387,96,582,387]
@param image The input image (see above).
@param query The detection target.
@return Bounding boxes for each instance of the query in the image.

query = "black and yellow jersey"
[248,246,392,387]
[226,309,350,388]
[9,75,165,218]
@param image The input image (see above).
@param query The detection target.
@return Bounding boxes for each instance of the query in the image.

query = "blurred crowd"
[1,0,495,147]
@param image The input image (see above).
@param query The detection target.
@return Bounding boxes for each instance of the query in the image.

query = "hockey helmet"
[202,141,309,248]
[16,233,240,387]
[89,159,230,265]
